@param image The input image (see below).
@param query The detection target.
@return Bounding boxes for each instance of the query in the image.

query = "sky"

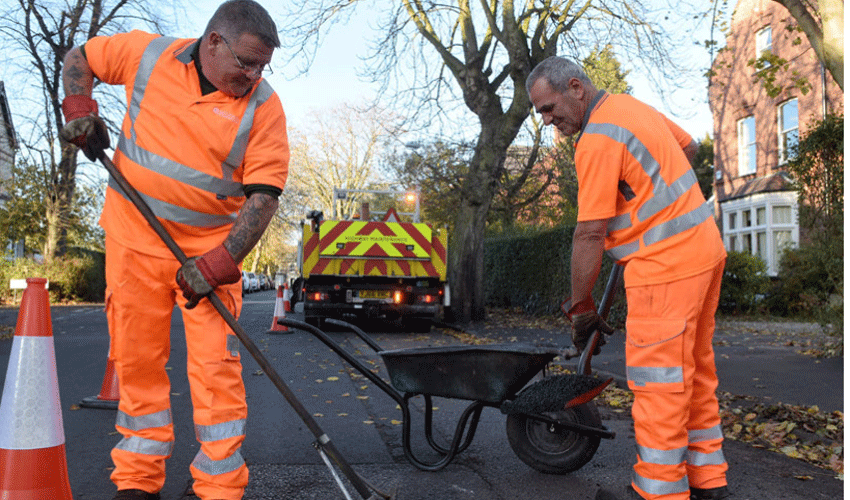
[185,1,720,142]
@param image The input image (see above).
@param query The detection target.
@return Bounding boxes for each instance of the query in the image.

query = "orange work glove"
[60,95,110,161]
[176,245,242,309]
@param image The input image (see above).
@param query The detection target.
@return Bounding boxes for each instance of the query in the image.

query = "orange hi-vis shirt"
[85,31,289,258]
[575,92,726,287]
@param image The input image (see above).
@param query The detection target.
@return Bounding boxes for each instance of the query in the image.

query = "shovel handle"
[95,152,378,500]
[577,264,623,376]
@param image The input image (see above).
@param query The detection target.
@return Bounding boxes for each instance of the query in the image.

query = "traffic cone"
[283,281,292,313]
[0,277,73,499]
[268,284,289,334]
[79,351,119,410]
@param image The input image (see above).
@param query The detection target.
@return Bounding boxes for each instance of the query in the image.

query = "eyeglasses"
[219,33,273,77]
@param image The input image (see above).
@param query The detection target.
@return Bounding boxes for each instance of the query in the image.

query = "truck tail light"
[308,292,329,302]
[415,294,437,304]
[393,291,404,304]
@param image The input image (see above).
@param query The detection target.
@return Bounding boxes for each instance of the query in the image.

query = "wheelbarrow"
[278,265,623,474]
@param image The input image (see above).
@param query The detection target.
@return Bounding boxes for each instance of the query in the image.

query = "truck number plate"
[359,290,391,299]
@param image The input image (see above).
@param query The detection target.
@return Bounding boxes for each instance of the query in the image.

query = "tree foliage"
[691,134,715,200]
[772,113,843,336]
[0,159,103,257]
[0,0,171,260]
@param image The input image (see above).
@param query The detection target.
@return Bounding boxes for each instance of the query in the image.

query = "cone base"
[79,395,119,410]
[0,445,73,499]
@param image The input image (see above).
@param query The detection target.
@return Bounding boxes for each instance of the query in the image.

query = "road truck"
[292,188,449,332]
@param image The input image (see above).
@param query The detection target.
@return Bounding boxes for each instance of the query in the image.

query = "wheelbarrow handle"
[95,151,381,500]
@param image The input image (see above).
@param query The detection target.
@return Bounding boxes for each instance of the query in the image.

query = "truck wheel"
[505,403,601,474]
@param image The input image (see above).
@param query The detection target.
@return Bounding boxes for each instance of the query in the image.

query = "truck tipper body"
[294,192,448,331]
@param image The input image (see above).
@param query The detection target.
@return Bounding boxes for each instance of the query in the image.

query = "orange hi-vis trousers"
[625,259,727,500]
[105,237,248,500]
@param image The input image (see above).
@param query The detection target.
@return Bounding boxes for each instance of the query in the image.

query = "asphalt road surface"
[0,290,843,500]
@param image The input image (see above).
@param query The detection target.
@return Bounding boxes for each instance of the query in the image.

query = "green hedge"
[483,225,626,326]
[0,250,106,305]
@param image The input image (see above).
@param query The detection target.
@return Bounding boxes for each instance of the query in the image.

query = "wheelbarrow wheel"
[505,402,602,474]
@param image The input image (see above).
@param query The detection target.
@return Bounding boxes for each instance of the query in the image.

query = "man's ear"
[568,77,585,99]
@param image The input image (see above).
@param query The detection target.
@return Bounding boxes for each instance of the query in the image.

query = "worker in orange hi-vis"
[58,1,288,499]
[527,56,729,500]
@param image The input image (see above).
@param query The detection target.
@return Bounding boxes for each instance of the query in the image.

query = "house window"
[756,26,772,56]
[721,192,799,276]
[778,99,799,164]
[737,116,757,176]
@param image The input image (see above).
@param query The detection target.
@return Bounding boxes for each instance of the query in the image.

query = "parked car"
[257,273,269,291]
[241,271,251,295]
[247,272,260,293]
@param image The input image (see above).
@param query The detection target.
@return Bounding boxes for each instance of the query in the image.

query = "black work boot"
[112,489,161,500]
[691,486,731,499]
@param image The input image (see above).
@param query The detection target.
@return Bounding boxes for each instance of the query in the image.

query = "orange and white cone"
[283,281,292,313]
[79,352,119,410]
[268,284,289,333]
[0,277,73,499]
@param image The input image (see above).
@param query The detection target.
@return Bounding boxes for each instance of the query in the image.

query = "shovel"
[95,151,393,500]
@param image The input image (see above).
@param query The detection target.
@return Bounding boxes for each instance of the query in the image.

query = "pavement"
[0,300,844,500]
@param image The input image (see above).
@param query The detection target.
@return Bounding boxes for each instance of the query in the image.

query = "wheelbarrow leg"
[401,394,486,471]
[423,395,483,456]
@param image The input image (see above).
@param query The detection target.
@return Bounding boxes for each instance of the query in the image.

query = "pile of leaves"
[718,392,843,478]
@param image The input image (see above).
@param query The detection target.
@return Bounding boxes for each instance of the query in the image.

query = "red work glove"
[568,298,614,355]
[176,245,242,309]
[60,95,110,161]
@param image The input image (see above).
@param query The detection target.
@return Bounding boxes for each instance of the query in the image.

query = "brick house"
[708,0,843,275]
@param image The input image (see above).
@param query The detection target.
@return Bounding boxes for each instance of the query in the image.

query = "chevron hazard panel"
[318,221,432,259]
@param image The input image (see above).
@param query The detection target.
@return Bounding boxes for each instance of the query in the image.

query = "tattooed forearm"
[62,47,94,96]
[223,193,279,262]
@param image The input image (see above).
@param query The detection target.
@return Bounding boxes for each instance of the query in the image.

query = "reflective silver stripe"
[192,449,245,475]
[688,449,726,466]
[114,435,174,456]
[223,80,274,174]
[108,176,238,228]
[633,472,690,496]
[117,135,244,197]
[606,240,640,261]
[117,35,268,228]
[585,122,694,222]
[607,213,632,232]
[644,202,713,248]
[627,366,683,387]
[115,408,172,431]
[585,121,708,261]
[689,424,724,443]
[195,418,246,443]
[127,36,178,143]
[637,444,687,465]
[639,168,698,221]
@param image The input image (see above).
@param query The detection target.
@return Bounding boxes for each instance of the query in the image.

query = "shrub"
[767,243,843,337]
[0,251,105,304]
[719,251,770,314]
